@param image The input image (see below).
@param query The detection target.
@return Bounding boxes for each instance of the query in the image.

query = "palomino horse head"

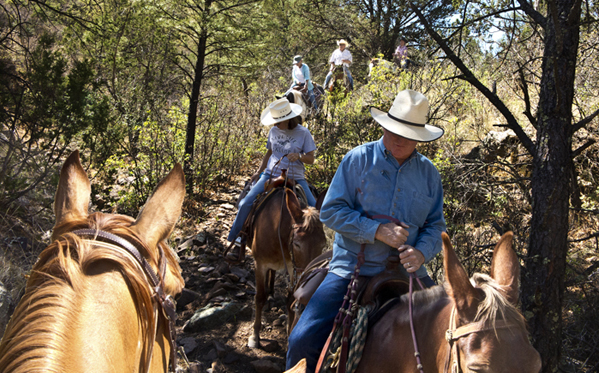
[0,151,185,373]
[249,188,327,348]
[286,231,541,373]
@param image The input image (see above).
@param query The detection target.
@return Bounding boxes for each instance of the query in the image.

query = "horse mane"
[406,273,526,330]
[300,206,321,232]
[0,212,182,373]
[470,273,526,329]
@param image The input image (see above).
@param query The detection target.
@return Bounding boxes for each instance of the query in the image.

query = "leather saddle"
[225,170,306,264]
[291,251,410,327]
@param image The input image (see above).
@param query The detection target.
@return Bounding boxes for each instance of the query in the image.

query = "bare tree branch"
[518,63,538,129]
[572,140,596,158]
[573,108,599,132]
[409,2,536,156]
[515,0,547,28]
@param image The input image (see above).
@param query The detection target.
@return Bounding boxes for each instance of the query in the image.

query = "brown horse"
[248,187,327,348]
[0,151,185,373]
[286,231,541,373]
[328,65,350,96]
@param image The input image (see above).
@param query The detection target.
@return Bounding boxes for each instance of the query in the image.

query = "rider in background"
[226,98,317,261]
[289,55,318,110]
[393,37,410,69]
[323,39,354,91]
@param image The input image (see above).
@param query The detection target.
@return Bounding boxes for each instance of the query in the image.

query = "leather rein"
[270,157,304,290]
[72,229,178,373]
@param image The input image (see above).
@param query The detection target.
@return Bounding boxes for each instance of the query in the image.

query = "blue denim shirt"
[320,137,446,279]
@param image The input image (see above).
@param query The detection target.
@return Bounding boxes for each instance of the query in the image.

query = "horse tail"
[286,91,295,104]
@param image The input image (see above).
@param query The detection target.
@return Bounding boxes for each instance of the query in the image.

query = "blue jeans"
[286,271,437,372]
[227,174,316,242]
[323,65,354,90]
[287,272,349,372]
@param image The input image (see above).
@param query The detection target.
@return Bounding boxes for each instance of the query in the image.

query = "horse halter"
[72,229,178,373]
[444,307,515,373]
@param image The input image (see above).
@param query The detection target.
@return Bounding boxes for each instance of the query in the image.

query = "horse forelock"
[300,207,321,231]
[0,212,182,372]
[405,275,526,331]
[470,273,526,330]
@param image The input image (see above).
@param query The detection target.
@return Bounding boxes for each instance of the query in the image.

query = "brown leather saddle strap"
[72,229,178,372]
[315,214,403,373]
[223,187,280,262]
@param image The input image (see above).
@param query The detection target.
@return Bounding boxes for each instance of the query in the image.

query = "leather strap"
[316,214,403,372]
[72,229,178,373]
[443,307,517,373]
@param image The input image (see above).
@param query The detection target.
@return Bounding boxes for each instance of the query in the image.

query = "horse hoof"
[248,335,259,349]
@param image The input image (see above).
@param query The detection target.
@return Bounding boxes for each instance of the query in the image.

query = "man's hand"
[375,222,409,248]
[398,245,425,273]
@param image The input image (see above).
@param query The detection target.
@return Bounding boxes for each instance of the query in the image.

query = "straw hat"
[260,98,303,126]
[337,39,350,47]
[370,90,444,142]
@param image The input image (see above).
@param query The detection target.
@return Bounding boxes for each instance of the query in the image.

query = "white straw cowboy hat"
[337,39,350,47]
[370,90,444,142]
[260,98,303,126]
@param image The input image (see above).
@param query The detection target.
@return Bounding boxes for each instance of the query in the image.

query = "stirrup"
[224,236,247,264]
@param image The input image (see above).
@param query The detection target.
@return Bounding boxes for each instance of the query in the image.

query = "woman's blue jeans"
[227,174,316,242]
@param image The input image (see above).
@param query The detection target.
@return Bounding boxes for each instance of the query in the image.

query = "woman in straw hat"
[286,90,446,372]
[226,98,318,260]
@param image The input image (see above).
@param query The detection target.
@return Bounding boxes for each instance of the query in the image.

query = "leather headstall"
[444,307,515,373]
[72,229,178,373]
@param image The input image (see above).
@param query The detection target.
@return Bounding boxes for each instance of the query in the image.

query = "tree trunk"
[184,0,212,194]
[521,0,580,371]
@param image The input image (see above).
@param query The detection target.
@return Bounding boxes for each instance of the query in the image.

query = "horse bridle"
[72,229,178,373]
[443,307,516,373]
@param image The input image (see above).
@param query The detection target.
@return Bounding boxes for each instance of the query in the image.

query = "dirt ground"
[173,178,294,373]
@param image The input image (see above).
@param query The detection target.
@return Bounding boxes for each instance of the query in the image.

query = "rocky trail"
[173,178,293,373]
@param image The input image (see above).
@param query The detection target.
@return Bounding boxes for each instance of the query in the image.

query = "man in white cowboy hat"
[286,90,446,372]
[323,39,354,91]
[226,98,317,261]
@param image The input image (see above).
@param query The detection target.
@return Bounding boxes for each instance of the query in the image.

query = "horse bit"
[73,229,178,373]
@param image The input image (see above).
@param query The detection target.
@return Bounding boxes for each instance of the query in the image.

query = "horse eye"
[466,364,490,373]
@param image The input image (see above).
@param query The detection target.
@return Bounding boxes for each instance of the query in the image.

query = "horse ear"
[443,232,479,319]
[490,231,520,305]
[284,358,307,373]
[315,188,328,211]
[285,189,304,223]
[53,150,91,234]
[131,164,185,249]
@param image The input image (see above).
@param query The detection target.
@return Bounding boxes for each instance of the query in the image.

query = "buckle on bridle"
[445,329,453,341]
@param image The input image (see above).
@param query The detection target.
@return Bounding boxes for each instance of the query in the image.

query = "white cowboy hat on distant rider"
[370,89,444,142]
[260,98,303,126]
[337,39,350,47]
